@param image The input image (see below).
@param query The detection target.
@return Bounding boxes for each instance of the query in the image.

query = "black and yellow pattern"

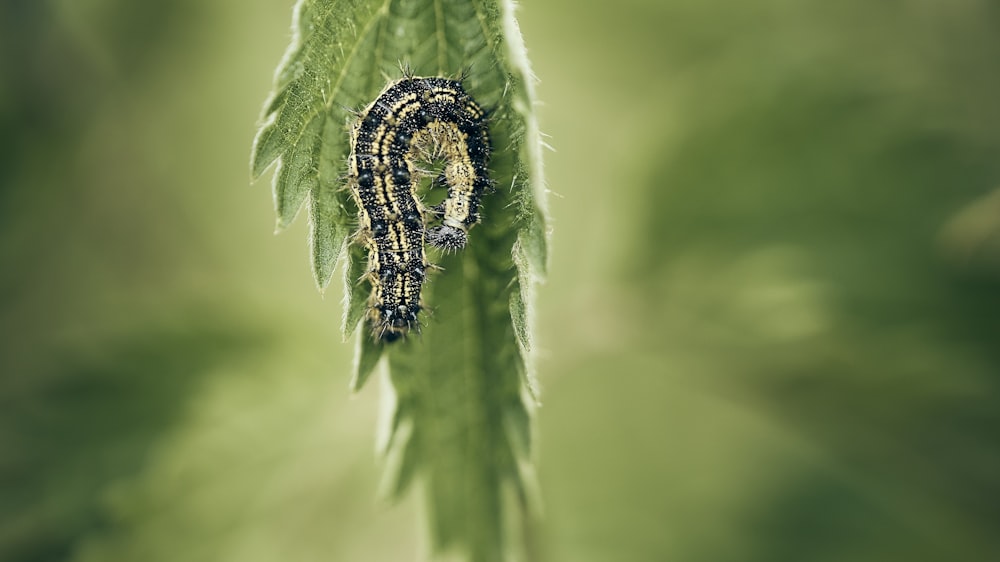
[348,76,492,341]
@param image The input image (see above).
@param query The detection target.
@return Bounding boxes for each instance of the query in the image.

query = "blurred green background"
[3,0,1000,560]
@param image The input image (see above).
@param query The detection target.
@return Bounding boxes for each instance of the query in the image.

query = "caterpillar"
[347,76,492,341]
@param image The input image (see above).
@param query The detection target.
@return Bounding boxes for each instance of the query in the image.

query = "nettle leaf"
[251,0,548,560]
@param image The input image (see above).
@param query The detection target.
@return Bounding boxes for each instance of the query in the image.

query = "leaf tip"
[350,331,384,392]
[273,200,298,234]
[250,121,280,181]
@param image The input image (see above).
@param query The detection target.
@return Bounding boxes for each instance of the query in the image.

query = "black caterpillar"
[347,76,492,341]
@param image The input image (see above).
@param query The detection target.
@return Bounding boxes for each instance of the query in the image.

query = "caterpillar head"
[427,225,468,251]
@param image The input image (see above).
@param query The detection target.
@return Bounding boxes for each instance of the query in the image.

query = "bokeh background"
[3,0,1000,560]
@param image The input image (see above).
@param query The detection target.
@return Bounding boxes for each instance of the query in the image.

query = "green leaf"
[251,0,547,560]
